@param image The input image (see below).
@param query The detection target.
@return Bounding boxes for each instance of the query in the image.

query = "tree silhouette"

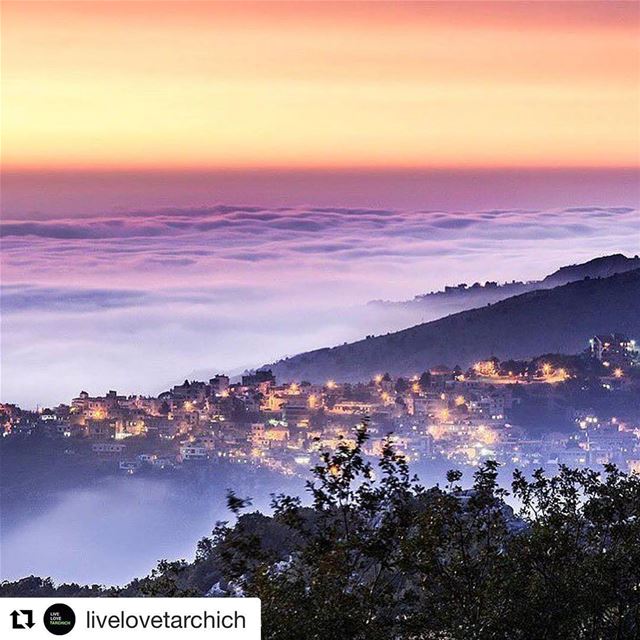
[210,422,640,640]
[2,422,638,640]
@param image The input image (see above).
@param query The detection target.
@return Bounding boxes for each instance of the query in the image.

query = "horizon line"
[4,165,640,175]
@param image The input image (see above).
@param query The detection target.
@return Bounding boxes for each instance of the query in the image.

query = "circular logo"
[43,604,75,636]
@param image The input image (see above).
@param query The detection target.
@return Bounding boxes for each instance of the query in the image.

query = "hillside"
[541,253,639,287]
[368,254,639,321]
[269,269,640,382]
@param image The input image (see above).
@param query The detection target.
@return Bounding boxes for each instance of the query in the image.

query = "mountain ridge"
[542,253,640,286]
[370,253,639,310]
[267,269,640,383]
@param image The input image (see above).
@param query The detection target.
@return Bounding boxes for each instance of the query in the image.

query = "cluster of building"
[2,335,639,476]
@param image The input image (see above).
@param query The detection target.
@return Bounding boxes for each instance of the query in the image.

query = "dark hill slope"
[541,253,639,287]
[269,269,640,383]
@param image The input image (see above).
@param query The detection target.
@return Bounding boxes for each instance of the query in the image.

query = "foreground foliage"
[3,423,639,639]
[207,424,640,640]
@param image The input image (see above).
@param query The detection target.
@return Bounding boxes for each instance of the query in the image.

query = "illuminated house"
[282,397,311,425]
[209,374,230,396]
[330,401,379,415]
[91,442,126,455]
[589,334,637,367]
[410,392,447,417]
[70,390,126,421]
[178,444,208,462]
[171,380,207,402]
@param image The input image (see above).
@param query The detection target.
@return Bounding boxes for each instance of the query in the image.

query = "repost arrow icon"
[21,610,35,628]
[10,610,25,629]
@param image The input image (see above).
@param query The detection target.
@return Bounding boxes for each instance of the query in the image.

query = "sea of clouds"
[1,204,637,406]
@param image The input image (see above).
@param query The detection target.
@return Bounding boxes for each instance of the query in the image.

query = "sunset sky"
[1,2,639,406]
[3,1,639,171]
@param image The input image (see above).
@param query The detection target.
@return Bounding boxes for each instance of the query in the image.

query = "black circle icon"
[43,603,75,636]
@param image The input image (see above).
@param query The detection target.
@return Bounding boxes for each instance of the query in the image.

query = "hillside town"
[2,334,639,478]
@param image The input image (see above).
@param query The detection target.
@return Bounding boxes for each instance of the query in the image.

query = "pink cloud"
[1,204,637,406]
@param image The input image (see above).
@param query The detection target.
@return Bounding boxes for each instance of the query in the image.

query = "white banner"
[0,598,260,639]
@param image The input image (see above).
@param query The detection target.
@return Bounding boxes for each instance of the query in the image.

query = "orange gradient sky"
[2,1,639,171]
